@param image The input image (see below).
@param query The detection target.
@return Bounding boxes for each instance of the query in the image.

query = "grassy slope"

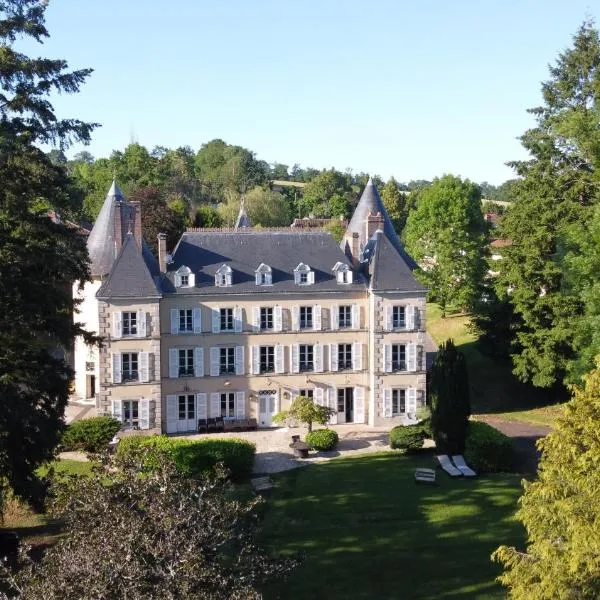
[427,303,566,427]
[261,453,523,600]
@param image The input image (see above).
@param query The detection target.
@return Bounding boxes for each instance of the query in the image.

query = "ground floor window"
[178,394,195,420]
[122,400,139,428]
[298,388,314,400]
[392,389,406,416]
[221,391,235,417]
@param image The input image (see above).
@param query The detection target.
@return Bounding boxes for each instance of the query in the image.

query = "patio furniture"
[247,418,258,430]
[197,418,208,434]
[436,454,463,477]
[206,418,217,433]
[289,440,310,458]
[414,468,436,484]
[223,419,236,432]
[451,455,477,477]
[215,416,224,431]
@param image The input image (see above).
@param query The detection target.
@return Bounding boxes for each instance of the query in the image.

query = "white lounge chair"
[451,455,477,477]
[436,454,462,477]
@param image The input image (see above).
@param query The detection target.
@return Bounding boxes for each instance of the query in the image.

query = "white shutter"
[212,308,220,333]
[347,270,353,283]
[407,387,417,416]
[331,305,339,330]
[315,387,324,406]
[234,307,243,332]
[113,312,122,339]
[194,347,204,377]
[313,305,322,331]
[174,274,181,288]
[112,353,122,384]
[329,343,339,371]
[139,351,150,382]
[166,395,178,434]
[351,304,360,329]
[136,310,146,337]
[314,344,323,373]
[235,346,244,375]
[354,387,365,423]
[291,344,299,373]
[275,344,284,374]
[111,399,123,422]
[291,306,300,331]
[197,393,207,419]
[251,345,260,375]
[139,398,150,430]
[352,342,362,371]
[383,344,392,373]
[328,388,338,425]
[413,305,421,331]
[235,392,245,418]
[407,342,417,372]
[188,272,196,287]
[385,304,393,331]
[210,347,220,376]
[210,392,220,417]
[274,305,283,332]
[384,388,392,418]
[193,307,202,333]
[406,305,415,330]
[308,270,315,284]
[253,306,261,332]
[170,309,179,335]
[169,348,178,378]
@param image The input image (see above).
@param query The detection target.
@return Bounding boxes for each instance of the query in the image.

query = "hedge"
[389,423,429,452]
[464,421,516,473]
[61,416,122,453]
[305,428,339,451]
[116,436,256,481]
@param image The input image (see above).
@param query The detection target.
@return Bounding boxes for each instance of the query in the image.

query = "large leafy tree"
[495,22,600,387]
[493,360,600,598]
[0,0,96,507]
[403,175,488,316]
[380,177,406,232]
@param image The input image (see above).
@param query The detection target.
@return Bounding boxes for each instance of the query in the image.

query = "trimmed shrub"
[305,428,339,451]
[116,436,256,481]
[464,421,516,473]
[389,424,428,452]
[61,416,122,453]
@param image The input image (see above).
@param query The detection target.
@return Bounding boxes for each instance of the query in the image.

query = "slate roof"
[166,230,364,295]
[97,234,162,299]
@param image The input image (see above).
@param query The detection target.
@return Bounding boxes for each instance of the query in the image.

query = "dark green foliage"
[305,428,339,451]
[470,290,518,359]
[116,435,256,481]
[60,417,121,453]
[193,204,223,228]
[389,424,429,452]
[464,421,516,473]
[430,339,471,454]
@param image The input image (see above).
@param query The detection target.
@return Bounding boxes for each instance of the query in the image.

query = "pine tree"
[0,0,97,508]
[493,360,600,598]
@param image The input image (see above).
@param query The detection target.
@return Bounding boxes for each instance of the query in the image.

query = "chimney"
[158,233,167,273]
[130,201,143,247]
[366,211,384,240]
[114,201,123,252]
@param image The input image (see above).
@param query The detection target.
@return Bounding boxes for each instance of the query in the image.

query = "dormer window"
[255,263,272,286]
[215,264,233,287]
[332,261,353,284]
[294,263,314,285]
[175,266,194,288]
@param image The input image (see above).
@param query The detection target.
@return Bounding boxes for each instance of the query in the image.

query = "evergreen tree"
[429,340,471,454]
[493,360,600,598]
[0,0,96,507]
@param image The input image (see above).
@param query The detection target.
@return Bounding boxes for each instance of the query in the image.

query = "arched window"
[255,263,272,286]
[175,265,194,288]
[215,264,233,287]
[332,261,353,284]
[294,262,314,285]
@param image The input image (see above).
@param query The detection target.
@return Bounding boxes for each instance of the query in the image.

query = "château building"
[74,179,427,433]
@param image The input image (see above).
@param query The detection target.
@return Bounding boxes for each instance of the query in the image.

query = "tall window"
[338,305,352,328]
[122,312,137,336]
[300,306,313,329]
[221,392,235,417]
[260,307,273,330]
[178,348,194,377]
[122,353,139,382]
[220,308,234,331]
[338,344,353,370]
[392,306,406,329]
[391,344,407,372]
[392,389,406,415]
[220,347,235,374]
[299,344,314,372]
[180,274,189,287]
[260,346,275,373]
[178,394,195,420]
[179,309,193,333]
[122,400,139,428]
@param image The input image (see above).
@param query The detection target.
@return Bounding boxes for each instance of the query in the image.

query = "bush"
[464,421,516,473]
[389,423,428,452]
[116,436,256,481]
[61,416,122,452]
[305,428,339,451]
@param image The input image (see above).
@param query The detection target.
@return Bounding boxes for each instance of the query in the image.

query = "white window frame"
[175,265,194,288]
[299,344,314,372]
[255,263,272,286]
[294,262,314,285]
[260,307,273,330]
[219,347,235,375]
[392,388,407,416]
[332,261,353,284]
[215,264,233,287]
[122,399,139,429]
[121,352,139,382]
[178,348,194,377]
[338,305,352,328]
[122,311,137,336]
[299,306,313,329]
[178,394,196,421]
[220,307,234,331]
[391,344,407,372]
[220,391,236,417]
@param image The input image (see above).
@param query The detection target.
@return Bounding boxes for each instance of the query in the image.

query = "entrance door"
[258,392,277,427]
[86,374,96,399]
[337,388,354,424]
[177,394,196,433]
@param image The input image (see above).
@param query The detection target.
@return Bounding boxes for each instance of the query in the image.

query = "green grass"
[260,453,523,600]
[426,303,566,427]
[37,458,94,478]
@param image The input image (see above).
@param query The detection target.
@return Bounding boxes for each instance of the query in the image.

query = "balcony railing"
[299,363,314,372]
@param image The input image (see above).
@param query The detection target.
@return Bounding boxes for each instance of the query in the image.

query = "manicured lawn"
[260,453,523,600]
[37,458,94,478]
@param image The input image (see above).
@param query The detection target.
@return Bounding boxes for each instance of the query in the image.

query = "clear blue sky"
[30,0,598,184]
